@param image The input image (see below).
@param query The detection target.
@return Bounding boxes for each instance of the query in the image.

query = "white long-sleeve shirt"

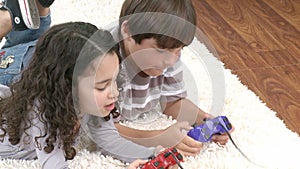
[0,85,155,169]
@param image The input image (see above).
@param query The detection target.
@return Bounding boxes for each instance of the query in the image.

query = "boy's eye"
[156,48,166,53]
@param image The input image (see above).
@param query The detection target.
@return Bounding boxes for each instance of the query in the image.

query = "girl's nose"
[109,83,119,99]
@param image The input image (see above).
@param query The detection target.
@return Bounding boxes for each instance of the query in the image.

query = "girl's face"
[77,52,120,117]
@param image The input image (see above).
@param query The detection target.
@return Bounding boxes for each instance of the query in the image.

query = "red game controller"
[141,147,184,169]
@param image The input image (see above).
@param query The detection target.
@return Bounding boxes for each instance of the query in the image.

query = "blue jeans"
[0,13,51,86]
[2,12,52,48]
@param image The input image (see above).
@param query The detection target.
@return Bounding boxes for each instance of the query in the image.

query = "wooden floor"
[192,0,300,135]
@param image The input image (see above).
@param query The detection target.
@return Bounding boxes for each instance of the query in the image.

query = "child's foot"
[37,0,55,8]
[0,0,40,30]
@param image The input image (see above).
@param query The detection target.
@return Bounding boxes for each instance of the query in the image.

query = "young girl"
[0,22,159,169]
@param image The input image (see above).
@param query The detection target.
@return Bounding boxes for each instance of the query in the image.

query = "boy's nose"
[164,53,180,66]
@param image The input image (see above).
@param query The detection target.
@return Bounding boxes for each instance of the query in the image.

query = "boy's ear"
[120,20,132,40]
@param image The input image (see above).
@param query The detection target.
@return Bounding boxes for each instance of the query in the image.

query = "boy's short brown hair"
[119,0,196,49]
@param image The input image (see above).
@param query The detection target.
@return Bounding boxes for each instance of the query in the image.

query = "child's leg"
[0,10,12,39]
[1,0,52,49]
[1,0,40,31]
[37,0,55,8]
[2,12,51,48]
[36,0,53,16]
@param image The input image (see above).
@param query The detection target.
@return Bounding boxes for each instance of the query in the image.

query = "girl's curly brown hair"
[0,22,119,160]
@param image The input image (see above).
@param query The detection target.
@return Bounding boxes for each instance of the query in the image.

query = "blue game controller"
[187,116,232,142]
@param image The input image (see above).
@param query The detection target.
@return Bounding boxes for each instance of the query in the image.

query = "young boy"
[112,0,234,156]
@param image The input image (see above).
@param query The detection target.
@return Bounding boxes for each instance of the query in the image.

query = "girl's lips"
[105,103,115,111]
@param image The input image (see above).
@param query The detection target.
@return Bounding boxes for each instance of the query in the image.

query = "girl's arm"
[30,110,69,169]
[83,114,156,163]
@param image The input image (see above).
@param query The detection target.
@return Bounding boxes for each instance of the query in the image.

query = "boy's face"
[77,53,120,117]
[126,38,182,76]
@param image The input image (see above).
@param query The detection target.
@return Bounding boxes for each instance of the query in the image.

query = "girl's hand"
[127,159,179,169]
[127,159,147,169]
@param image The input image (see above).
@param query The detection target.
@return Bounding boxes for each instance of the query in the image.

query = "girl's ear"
[120,20,132,40]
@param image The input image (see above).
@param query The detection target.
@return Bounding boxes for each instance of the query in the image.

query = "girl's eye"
[96,87,106,91]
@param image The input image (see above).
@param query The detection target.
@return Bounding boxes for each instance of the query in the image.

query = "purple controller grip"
[187,116,232,142]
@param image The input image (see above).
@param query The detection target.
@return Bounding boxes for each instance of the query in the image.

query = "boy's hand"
[201,113,235,145]
[175,135,202,156]
[115,121,203,156]
[163,122,202,156]
[211,126,235,145]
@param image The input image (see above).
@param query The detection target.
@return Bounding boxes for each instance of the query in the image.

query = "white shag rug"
[1,0,300,169]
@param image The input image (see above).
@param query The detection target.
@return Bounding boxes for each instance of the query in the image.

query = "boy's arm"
[163,98,210,126]
[161,61,210,126]
[115,123,163,139]
[115,121,203,156]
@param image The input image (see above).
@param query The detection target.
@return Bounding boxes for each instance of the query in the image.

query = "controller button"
[226,123,232,130]
[164,152,171,158]
[223,116,229,122]
[154,161,160,167]
[177,154,183,160]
